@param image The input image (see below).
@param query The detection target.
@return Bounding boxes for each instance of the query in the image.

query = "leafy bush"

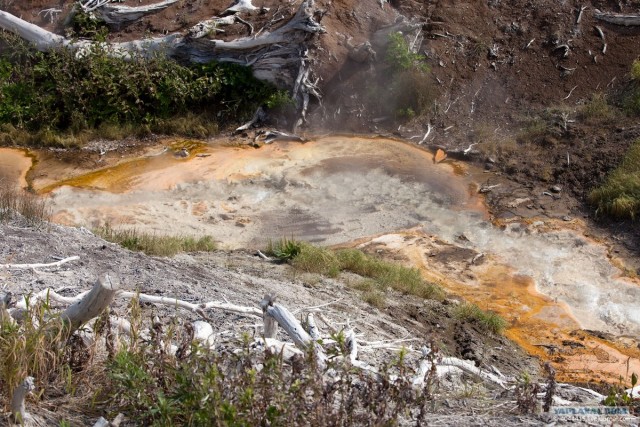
[580,92,614,123]
[588,139,640,219]
[631,59,640,81]
[386,32,429,73]
[454,303,508,335]
[106,330,435,425]
[0,32,283,141]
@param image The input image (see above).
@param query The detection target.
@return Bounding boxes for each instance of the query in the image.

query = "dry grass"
[580,93,614,124]
[95,224,217,257]
[0,186,49,226]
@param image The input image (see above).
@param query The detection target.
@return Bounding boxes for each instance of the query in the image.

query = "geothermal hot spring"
[2,136,640,383]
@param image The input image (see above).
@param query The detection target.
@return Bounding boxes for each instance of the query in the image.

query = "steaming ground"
[4,136,640,382]
[47,137,485,248]
[42,137,640,339]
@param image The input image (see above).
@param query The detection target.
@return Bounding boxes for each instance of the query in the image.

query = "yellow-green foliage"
[581,92,614,123]
[269,240,444,302]
[291,244,341,277]
[625,60,640,114]
[589,140,640,219]
[0,303,67,398]
[95,224,217,256]
[454,303,508,335]
[631,59,640,81]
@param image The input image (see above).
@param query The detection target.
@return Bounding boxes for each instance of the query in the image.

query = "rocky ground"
[1,0,640,423]
[3,216,638,426]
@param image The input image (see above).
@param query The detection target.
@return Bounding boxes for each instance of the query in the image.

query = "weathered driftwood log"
[0,0,324,88]
[11,376,35,424]
[253,337,304,360]
[96,0,180,27]
[306,313,321,340]
[92,417,110,427]
[260,294,326,365]
[594,10,640,26]
[224,0,258,15]
[0,255,80,270]
[61,272,120,331]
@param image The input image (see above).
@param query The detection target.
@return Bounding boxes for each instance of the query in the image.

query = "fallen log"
[594,10,640,26]
[0,255,80,270]
[96,0,180,27]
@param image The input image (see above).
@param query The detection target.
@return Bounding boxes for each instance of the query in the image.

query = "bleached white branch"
[0,255,80,270]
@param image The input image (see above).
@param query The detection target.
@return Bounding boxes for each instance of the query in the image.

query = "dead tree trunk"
[260,295,326,366]
[61,272,120,331]
[11,376,35,424]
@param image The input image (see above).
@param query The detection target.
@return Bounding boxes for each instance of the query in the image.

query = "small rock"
[551,185,562,193]
[562,215,572,221]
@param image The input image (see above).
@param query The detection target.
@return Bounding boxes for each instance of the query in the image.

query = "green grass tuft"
[267,240,445,302]
[454,303,508,335]
[266,238,305,262]
[588,139,640,219]
[95,224,217,257]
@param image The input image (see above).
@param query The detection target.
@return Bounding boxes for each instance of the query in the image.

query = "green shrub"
[386,32,429,73]
[0,32,281,142]
[589,139,640,219]
[374,32,435,121]
[454,303,508,335]
[266,238,304,261]
[268,240,445,302]
[625,60,640,114]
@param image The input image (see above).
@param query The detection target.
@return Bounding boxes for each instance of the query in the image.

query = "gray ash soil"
[0,218,539,378]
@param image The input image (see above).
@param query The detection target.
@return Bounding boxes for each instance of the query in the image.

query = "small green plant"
[454,302,508,334]
[515,372,540,414]
[266,237,304,261]
[588,139,640,219]
[386,32,429,73]
[95,224,217,256]
[625,59,640,114]
[631,59,640,81]
[580,92,614,123]
[603,373,640,412]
